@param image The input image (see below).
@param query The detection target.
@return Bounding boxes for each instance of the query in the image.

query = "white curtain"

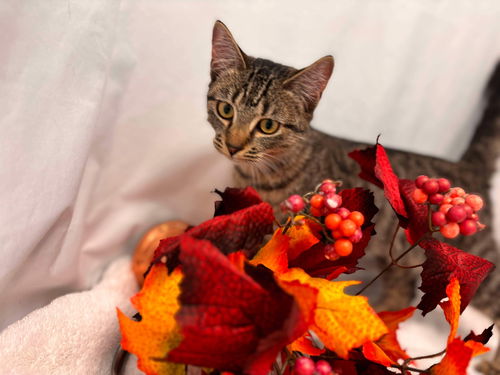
[1,0,499,330]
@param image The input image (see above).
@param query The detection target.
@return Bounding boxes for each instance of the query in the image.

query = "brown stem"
[394,261,425,269]
[388,224,400,263]
[389,364,429,374]
[355,238,423,296]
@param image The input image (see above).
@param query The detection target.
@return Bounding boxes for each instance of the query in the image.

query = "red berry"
[348,211,365,226]
[310,206,324,217]
[339,219,357,237]
[324,244,340,261]
[285,195,305,213]
[412,188,428,204]
[471,213,479,221]
[294,357,315,375]
[315,360,333,375]
[422,179,439,195]
[446,205,467,223]
[336,207,351,219]
[415,175,429,188]
[439,204,453,214]
[325,213,342,230]
[437,178,451,193]
[459,219,478,236]
[442,196,453,205]
[325,193,342,211]
[440,222,460,238]
[310,194,325,209]
[319,181,337,195]
[429,193,444,205]
[334,239,353,256]
[349,228,363,243]
[463,204,473,218]
[432,211,447,227]
[465,194,483,211]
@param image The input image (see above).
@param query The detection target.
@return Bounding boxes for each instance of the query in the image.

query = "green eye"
[216,101,234,119]
[258,119,280,134]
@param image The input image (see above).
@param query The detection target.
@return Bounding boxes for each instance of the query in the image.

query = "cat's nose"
[226,144,242,156]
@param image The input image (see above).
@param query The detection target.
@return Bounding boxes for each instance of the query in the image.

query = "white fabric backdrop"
[1,0,499,335]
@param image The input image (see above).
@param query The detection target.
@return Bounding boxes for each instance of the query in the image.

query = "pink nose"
[227,144,242,156]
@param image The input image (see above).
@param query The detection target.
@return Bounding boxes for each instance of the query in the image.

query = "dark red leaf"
[288,188,377,278]
[213,186,263,216]
[168,236,311,375]
[399,179,430,243]
[349,144,408,223]
[417,239,495,315]
[152,189,274,270]
[464,324,494,345]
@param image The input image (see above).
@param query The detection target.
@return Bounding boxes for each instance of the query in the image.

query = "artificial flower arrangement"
[117,142,495,375]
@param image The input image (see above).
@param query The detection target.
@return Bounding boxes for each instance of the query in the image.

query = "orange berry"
[412,188,428,204]
[450,187,466,198]
[332,230,343,239]
[334,239,353,257]
[465,194,483,211]
[310,194,325,209]
[348,211,365,227]
[439,204,453,214]
[451,197,465,206]
[325,213,342,230]
[440,222,460,239]
[339,219,357,237]
[442,196,453,205]
[310,206,323,217]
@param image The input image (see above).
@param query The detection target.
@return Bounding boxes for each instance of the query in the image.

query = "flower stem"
[355,238,423,296]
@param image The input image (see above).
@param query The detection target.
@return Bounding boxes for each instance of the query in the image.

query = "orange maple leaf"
[429,278,490,374]
[280,268,388,358]
[117,264,184,375]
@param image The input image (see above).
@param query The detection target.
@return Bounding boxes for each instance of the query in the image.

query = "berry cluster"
[293,357,333,375]
[282,179,365,259]
[412,175,485,239]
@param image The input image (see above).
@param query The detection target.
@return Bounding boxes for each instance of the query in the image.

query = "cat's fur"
[207,21,500,372]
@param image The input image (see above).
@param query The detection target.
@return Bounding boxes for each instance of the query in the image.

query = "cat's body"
[207,21,499,372]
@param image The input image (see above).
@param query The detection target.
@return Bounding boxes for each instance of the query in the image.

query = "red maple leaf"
[398,179,430,244]
[213,187,264,216]
[167,235,317,375]
[417,239,495,315]
[464,324,494,345]
[152,187,274,270]
[288,188,377,278]
[349,143,408,224]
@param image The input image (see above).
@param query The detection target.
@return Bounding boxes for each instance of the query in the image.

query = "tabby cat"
[207,21,499,373]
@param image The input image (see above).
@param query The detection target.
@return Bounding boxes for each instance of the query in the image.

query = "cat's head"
[207,20,334,168]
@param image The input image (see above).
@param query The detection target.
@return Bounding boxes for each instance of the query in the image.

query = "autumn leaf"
[167,236,316,375]
[213,186,263,216]
[418,239,495,315]
[374,307,416,363]
[287,332,324,356]
[349,143,408,223]
[399,179,430,244]
[440,278,461,344]
[429,338,474,375]
[280,268,388,358]
[250,229,290,274]
[362,341,393,366]
[117,264,184,375]
[464,324,494,345]
[152,187,274,270]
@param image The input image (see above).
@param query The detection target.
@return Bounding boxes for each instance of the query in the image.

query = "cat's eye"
[216,101,234,120]
[257,119,280,135]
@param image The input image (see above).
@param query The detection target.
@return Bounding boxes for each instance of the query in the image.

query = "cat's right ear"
[211,21,247,79]
[283,55,334,113]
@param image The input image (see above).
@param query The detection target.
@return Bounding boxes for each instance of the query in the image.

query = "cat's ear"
[211,20,247,79]
[283,55,334,112]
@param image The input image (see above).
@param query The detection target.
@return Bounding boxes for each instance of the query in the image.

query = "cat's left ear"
[283,55,334,112]
[211,20,247,79]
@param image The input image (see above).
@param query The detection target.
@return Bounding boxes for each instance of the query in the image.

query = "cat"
[207,21,500,373]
